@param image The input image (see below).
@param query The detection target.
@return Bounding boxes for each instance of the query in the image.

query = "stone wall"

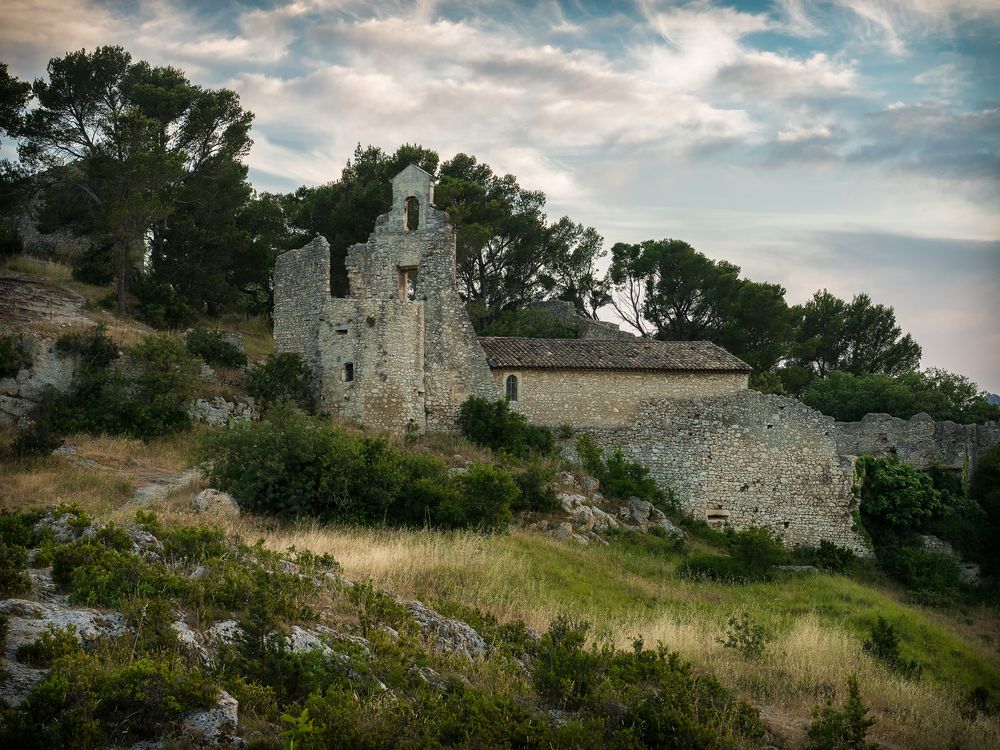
[273,165,497,433]
[831,412,1000,476]
[0,331,77,426]
[571,391,870,554]
[494,368,747,427]
[527,300,634,340]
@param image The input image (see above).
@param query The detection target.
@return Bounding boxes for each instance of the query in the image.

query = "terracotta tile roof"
[478,337,752,373]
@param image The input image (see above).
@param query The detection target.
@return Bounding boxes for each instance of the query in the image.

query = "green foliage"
[15,625,83,667]
[443,463,517,531]
[48,330,198,440]
[679,526,789,583]
[5,653,217,749]
[857,455,945,530]
[195,406,516,531]
[862,617,922,679]
[344,580,411,637]
[133,278,198,329]
[717,613,770,660]
[70,241,115,285]
[792,289,920,378]
[185,329,247,368]
[245,352,315,412]
[55,324,119,366]
[478,307,578,338]
[576,434,675,511]
[0,331,33,377]
[511,457,561,512]
[791,540,859,574]
[805,675,881,750]
[532,615,764,746]
[457,396,555,458]
[161,525,227,563]
[877,542,966,606]
[802,369,999,424]
[0,540,30,597]
[970,444,1000,575]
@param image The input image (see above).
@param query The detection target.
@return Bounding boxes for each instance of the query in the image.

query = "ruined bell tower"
[273,165,497,433]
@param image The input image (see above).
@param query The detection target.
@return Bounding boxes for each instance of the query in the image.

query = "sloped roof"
[478,337,752,373]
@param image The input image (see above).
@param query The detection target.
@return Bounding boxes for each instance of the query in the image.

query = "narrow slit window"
[398,267,418,301]
[505,374,518,401]
[344,363,354,382]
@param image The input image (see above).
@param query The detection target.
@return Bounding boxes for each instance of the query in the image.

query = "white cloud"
[777,125,833,141]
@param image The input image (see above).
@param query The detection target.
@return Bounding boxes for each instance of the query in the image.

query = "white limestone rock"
[191,489,241,518]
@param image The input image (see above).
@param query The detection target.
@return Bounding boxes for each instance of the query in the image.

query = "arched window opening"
[404,196,420,231]
[505,374,518,401]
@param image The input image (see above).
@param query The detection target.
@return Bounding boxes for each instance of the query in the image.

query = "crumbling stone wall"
[495,369,747,427]
[571,391,870,554]
[527,300,634,340]
[273,165,496,433]
[831,412,1000,476]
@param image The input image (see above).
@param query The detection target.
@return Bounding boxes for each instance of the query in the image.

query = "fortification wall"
[573,391,869,554]
[831,412,1000,474]
[273,236,331,374]
[496,369,747,427]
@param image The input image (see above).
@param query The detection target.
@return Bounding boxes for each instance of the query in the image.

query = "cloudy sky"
[3,0,999,390]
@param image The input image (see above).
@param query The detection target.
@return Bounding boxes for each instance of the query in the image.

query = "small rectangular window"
[344,363,354,382]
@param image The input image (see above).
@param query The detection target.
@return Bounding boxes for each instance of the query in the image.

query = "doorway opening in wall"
[505,374,518,401]
[344,363,354,382]
[398,267,418,301]
[404,196,420,231]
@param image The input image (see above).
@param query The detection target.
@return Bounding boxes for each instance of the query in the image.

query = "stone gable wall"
[570,391,870,554]
[273,168,496,433]
[495,369,747,427]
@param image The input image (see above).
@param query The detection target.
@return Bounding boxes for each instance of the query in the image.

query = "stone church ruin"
[274,165,873,552]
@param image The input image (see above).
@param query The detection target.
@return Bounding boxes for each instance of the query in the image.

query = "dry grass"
[3,254,74,281]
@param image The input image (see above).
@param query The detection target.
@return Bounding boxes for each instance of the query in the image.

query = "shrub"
[457,396,555,458]
[511,458,561,513]
[15,625,82,667]
[245,352,315,412]
[195,406,515,530]
[0,332,33,377]
[862,617,922,679]
[877,542,966,605]
[576,434,674,511]
[133,278,197,330]
[805,675,881,750]
[443,464,517,531]
[48,331,198,440]
[478,308,579,338]
[70,241,114,286]
[185,329,246,368]
[718,613,770,659]
[161,525,227,563]
[792,540,859,574]
[0,541,30,597]
[857,455,945,530]
[679,526,788,583]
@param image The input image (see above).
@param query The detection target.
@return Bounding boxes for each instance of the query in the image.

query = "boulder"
[405,600,487,659]
[181,689,239,746]
[191,489,240,518]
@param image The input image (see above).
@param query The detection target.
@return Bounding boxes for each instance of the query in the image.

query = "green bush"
[717,613,770,660]
[857,455,945,530]
[576,434,675,511]
[679,526,788,583]
[133,278,197,330]
[0,540,30,597]
[478,308,579,338]
[443,464,517,531]
[0,332,33,377]
[245,352,315,412]
[878,543,966,605]
[48,331,198,440]
[15,625,82,667]
[70,241,115,286]
[805,675,881,750]
[185,329,246,368]
[195,406,515,531]
[54,324,119,367]
[791,540,859,574]
[862,617,922,679]
[457,396,555,458]
[6,653,217,749]
[511,458,561,512]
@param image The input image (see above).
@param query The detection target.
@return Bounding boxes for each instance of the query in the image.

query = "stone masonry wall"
[831,412,1000,476]
[495,369,747,427]
[273,166,496,433]
[572,391,869,554]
